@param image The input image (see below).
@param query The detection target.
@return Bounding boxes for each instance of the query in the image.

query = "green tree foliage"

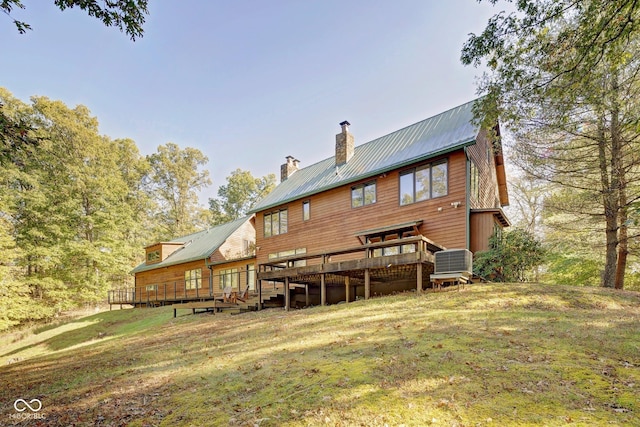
[474,228,545,282]
[462,0,640,289]
[0,88,150,328]
[1,0,149,39]
[147,143,211,238]
[209,169,276,225]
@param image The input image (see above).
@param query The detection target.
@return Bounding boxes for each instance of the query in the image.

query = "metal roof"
[131,216,252,274]
[251,99,480,213]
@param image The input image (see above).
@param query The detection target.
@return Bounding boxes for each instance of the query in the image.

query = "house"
[110,216,257,307]
[250,98,509,308]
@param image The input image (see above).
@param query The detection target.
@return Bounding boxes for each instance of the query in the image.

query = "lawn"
[1,283,639,426]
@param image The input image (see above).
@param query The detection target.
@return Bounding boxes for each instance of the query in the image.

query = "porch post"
[364,268,370,300]
[305,284,310,307]
[284,277,290,311]
[417,262,423,294]
[258,279,262,311]
[345,276,350,303]
[320,274,326,306]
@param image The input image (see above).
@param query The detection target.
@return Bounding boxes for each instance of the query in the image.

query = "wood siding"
[470,211,499,253]
[467,129,501,210]
[255,150,469,266]
[135,259,212,302]
[211,217,256,263]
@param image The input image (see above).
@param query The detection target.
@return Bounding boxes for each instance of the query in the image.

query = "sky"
[1,0,506,203]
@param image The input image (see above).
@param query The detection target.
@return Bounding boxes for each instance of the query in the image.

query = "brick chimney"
[280,155,300,182]
[335,120,354,166]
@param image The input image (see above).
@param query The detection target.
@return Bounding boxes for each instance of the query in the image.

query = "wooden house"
[251,99,509,307]
[112,216,257,307]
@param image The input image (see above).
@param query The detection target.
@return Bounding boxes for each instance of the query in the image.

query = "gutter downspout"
[205,259,214,297]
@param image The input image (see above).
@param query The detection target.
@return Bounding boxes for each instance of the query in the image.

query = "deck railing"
[108,269,258,306]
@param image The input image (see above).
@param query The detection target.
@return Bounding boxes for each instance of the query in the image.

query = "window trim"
[399,159,448,205]
[263,209,288,237]
[302,200,310,221]
[351,181,377,208]
[185,268,202,290]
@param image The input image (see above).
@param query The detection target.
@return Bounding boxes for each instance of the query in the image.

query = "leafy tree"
[462,0,640,289]
[474,228,546,282]
[0,88,154,328]
[147,143,211,237]
[1,0,149,40]
[209,169,276,225]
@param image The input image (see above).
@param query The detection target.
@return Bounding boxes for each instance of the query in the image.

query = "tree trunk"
[610,71,626,290]
[597,118,618,288]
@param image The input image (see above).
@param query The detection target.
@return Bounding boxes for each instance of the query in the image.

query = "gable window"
[264,209,288,237]
[302,200,310,221]
[400,160,448,205]
[351,181,376,208]
[470,160,480,201]
[185,268,202,289]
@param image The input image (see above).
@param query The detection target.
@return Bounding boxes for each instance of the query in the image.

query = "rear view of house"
[111,98,510,311]
[251,99,509,307]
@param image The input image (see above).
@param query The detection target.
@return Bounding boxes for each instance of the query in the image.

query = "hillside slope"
[1,283,639,426]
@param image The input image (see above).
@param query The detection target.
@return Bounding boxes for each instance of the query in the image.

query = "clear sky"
[1,0,504,202]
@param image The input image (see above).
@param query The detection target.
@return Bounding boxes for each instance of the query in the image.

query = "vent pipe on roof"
[280,155,300,182]
[336,120,354,166]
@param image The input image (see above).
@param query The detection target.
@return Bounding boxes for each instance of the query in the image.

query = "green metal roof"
[251,99,480,213]
[130,216,252,274]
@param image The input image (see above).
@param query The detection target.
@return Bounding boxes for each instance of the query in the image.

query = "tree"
[147,143,211,238]
[462,0,640,289]
[209,169,276,225]
[1,0,149,40]
[474,228,546,282]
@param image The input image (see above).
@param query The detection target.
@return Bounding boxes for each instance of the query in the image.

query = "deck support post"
[284,277,290,311]
[320,274,326,306]
[345,276,350,303]
[258,279,262,311]
[417,262,423,294]
[364,268,370,300]
[305,284,310,307]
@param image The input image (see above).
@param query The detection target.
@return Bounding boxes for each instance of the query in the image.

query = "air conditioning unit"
[434,249,473,275]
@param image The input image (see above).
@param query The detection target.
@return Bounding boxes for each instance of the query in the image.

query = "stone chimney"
[335,120,354,166]
[280,155,300,182]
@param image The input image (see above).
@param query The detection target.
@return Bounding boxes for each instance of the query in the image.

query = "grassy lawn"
[1,283,639,426]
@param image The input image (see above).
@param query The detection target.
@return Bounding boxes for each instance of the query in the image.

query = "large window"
[400,160,448,205]
[351,181,376,208]
[264,209,288,237]
[185,268,202,289]
[219,268,239,290]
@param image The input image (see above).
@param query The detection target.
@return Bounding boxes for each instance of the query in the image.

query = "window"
[185,268,202,290]
[302,200,310,221]
[246,264,255,290]
[146,250,160,262]
[264,209,288,237]
[400,160,448,205]
[351,182,376,208]
[470,160,480,201]
[268,248,307,267]
[145,284,158,292]
[219,268,239,290]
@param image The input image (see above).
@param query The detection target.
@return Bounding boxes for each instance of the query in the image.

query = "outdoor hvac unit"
[434,249,473,275]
